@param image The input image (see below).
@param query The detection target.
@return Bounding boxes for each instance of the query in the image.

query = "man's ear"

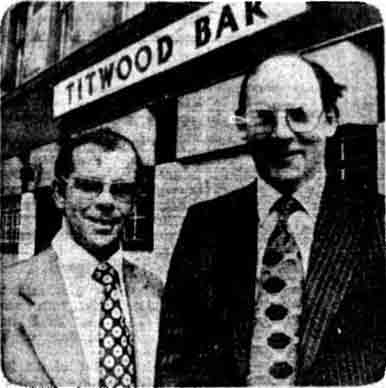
[324,112,338,138]
[52,178,66,210]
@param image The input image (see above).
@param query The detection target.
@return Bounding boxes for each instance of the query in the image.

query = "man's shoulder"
[2,248,57,295]
[2,248,57,324]
[323,183,385,235]
[330,184,385,213]
[3,247,56,274]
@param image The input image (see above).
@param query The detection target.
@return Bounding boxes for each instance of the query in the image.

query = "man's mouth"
[272,150,304,165]
[87,217,117,231]
[278,150,302,158]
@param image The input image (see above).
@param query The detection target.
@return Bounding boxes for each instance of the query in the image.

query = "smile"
[87,217,117,229]
[275,150,303,159]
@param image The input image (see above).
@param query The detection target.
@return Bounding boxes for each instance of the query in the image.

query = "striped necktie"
[248,196,303,385]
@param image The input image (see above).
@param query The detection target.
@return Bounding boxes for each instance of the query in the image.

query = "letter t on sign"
[66,82,74,106]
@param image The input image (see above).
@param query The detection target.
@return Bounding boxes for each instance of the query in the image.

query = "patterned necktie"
[248,196,303,385]
[92,262,137,388]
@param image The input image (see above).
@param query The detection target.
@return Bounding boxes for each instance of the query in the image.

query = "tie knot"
[92,261,119,287]
[272,196,303,220]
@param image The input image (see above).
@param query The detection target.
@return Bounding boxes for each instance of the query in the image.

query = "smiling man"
[3,128,162,388]
[242,55,337,194]
[156,54,386,386]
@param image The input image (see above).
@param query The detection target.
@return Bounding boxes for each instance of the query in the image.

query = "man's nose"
[271,111,294,139]
[95,186,115,208]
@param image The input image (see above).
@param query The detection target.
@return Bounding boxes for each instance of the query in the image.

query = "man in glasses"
[156,54,386,386]
[3,128,162,387]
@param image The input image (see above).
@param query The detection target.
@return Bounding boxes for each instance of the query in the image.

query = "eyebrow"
[250,105,313,111]
[72,176,134,183]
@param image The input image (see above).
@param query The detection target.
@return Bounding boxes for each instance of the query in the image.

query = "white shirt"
[256,170,326,279]
[52,220,132,386]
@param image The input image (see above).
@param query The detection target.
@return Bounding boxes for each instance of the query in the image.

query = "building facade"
[1,2,384,279]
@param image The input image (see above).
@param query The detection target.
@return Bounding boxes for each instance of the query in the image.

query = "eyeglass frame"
[230,106,326,135]
[57,175,136,203]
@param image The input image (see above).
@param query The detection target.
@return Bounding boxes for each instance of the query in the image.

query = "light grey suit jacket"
[2,247,163,387]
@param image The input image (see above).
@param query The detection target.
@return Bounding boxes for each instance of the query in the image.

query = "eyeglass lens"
[73,177,134,200]
[246,107,320,133]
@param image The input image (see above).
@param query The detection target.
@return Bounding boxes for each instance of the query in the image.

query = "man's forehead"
[72,142,136,172]
[247,56,321,104]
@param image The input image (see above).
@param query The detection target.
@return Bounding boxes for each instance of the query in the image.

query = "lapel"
[20,248,90,386]
[299,182,363,373]
[222,179,366,382]
[122,259,162,388]
[227,181,259,382]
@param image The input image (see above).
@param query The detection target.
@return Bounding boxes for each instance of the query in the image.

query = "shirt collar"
[257,177,281,224]
[292,169,326,221]
[257,169,326,223]
[52,219,123,280]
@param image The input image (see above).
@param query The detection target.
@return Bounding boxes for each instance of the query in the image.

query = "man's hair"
[54,127,145,182]
[236,54,346,123]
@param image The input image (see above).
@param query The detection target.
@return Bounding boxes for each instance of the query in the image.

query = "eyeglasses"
[59,176,135,202]
[231,107,324,135]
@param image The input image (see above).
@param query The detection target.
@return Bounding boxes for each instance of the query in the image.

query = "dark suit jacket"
[2,247,163,387]
[155,179,386,386]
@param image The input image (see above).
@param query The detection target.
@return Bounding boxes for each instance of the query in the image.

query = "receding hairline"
[236,53,345,119]
[248,54,321,91]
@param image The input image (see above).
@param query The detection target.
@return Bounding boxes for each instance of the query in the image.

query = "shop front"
[1,2,383,277]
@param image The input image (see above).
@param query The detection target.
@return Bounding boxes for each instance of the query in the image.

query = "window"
[21,2,56,83]
[1,3,29,89]
[14,5,28,85]
[58,2,73,59]
[0,195,21,254]
[122,166,154,251]
[58,2,145,60]
[1,2,147,91]
[326,124,377,192]
[1,2,57,90]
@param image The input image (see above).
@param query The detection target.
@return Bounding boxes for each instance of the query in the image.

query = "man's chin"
[263,168,305,192]
[92,235,118,247]
[86,233,120,251]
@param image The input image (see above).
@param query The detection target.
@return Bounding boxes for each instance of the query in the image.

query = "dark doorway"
[326,123,378,193]
[34,186,62,254]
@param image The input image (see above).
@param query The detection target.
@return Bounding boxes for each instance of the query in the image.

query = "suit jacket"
[155,179,386,386]
[2,247,163,387]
